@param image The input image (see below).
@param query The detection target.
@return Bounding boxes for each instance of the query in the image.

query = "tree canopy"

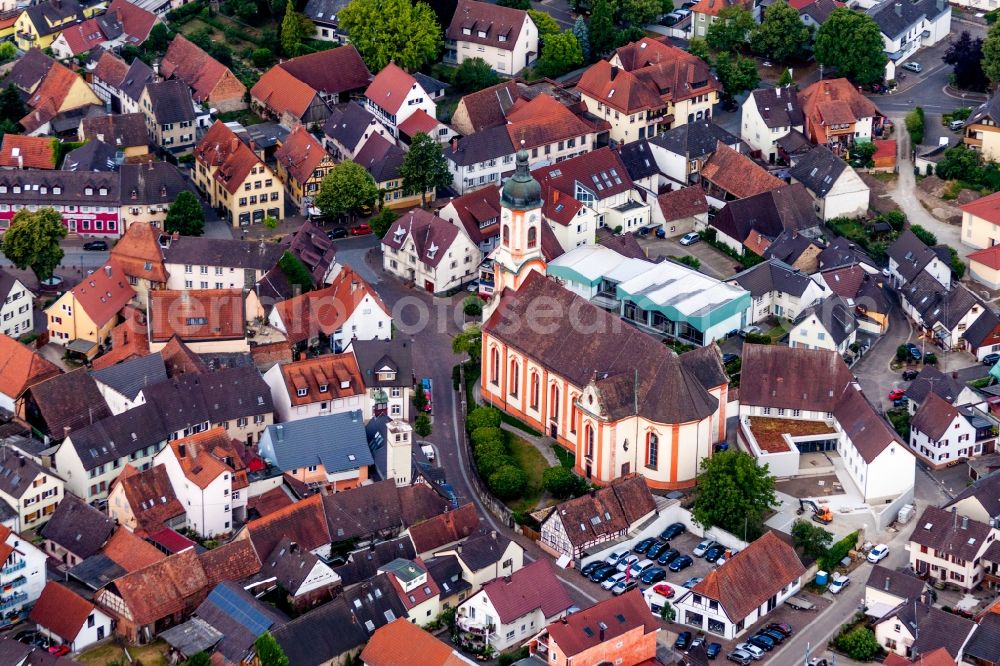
[944,30,988,92]
[281,5,315,56]
[315,161,379,219]
[400,133,452,206]
[453,57,500,93]
[706,6,754,52]
[453,326,482,363]
[791,519,833,562]
[714,52,760,101]
[752,0,812,63]
[587,0,617,59]
[2,207,67,282]
[617,0,661,28]
[164,191,205,236]
[815,8,887,85]
[573,16,591,62]
[984,21,1000,86]
[528,9,562,43]
[339,0,443,71]
[535,30,584,78]
[254,633,289,666]
[692,450,778,538]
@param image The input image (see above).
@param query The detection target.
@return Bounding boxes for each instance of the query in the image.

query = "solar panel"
[208,584,273,637]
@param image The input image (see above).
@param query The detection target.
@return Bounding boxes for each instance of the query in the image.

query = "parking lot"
[636,234,742,280]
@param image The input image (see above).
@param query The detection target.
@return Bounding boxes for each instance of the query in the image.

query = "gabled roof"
[144,79,197,124]
[160,336,208,376]
[454,80,522,133]
[58,17,118,56]
[877,602,975,660]
[739,343,853,411]
[303,0,350,23]
[323,102,384,152]
[161,234,285,271]
[22,61,91,132]
[108,0,157,41]
[711,183,817,245]
[250,66,323,121]
[546,590,658,658]
[102,548,209,626]
[611,38,721,104]
[910,505,992,563]
[731,258,818,299]
[798,0,842,23]
[690,0,752,17]
[245,494,331,559]
[198,539,261,587]
[120,58,154,103]
[112,463,185,533]
[62,139,118,172]
[194,581,285,663]
[969,244,1000,271]
[964,309,1000,349]
[382,207,463,269]
[276,44,371,96]
[26,369,112,439]
[911,391,962,441]
[90,352,167,400]
[961,191,1000,227]
[194,121,265,195]
[441,185,502,244]
[40,494,115,559]
[262,412,373,474]
[901,272,982,332]
[868,0,948,39]
[265,536,331,593]
[447,0,529,52]
[577,60,665,115]
[333,535,416,587]
[92,50,129,88]
[408,503,480,554]
[167,427,243,489]
[81,112,150,149]
[888,229,941,283]
[148,289,246,344]
[749,86,803,129]
[162,34,244,103]
[618,140,660,182]
[790,144,849,197]
[799,78,882,144]
[476,559,573,624]
[353,132,406,183]
[279,352,363,407]
[443,125,515,168]
[274,125,328,185]
[398,109,443,138]
[365,63,419,116]
[280,220,337,286]
[0,134,56,169]
[906,365,965,407]
[794,294,857,346]
[30,582,99,642]
[690,531,804,620]
[865,564,926,603]
[23,0,86,38]
[362,618,471,666]
[505,94,594,150]
[700,143,785,198]
[533,147,635,201]
[271,266,387,344]
[0,333,61,401]
[7,48,55,92]
[542,476,656,549]
[68,262,135,327]
[965,612,1000,665]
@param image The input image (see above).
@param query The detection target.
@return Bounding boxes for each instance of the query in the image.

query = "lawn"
[78,641,169,666]
[505,432,548,513]
[551,444,575,469]
[761,321,790,343]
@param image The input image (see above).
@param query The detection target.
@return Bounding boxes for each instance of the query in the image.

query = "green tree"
[471,426,504,447]
[0,84,26,124]
[613,26,646,48]
[911,224,937,247]
[281,5,314,56]
[905,106,925,146]
[316,161,379,220]
[476,444,510,477]
[339,0,442,71]
[687,37,711,63]
[263,215,279,230]
[752,0,811,62]
[852,140,877,167]
[489,465,528,500]
[535,30,584,79]
[588,0,616,58]
[0,42,16,63]
[936,144,984,181]
[146,22,171,54]
[573,16,591,62]
[542,466,586,498]
[251,47,275,68]
[453,57,500,93]
[714,52,760,101]
[833,627,881,661]
[453,326,483,364]
[400,133,452,207]
[278,251,313,292]
[791,519,833,561]
[369,207,397,238]
[415,412,432,437]
[618,0,661,27]
[2,207,66,282]
[815,8,887,85]
[692,450,778,538]
[896,344,910,362]
[463,296,483,317]
[777,67,794,86]
[413,383,428,412]
[497,0,530,8]
[255,632,289,666]
[944,31,988,92]
[467,406,501,431]
[706,6,754,52]
[164,191,205,236]
[529,9,561,43]
[984,21,1000,85]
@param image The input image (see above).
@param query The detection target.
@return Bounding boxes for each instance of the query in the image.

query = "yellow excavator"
[797,499,833,525]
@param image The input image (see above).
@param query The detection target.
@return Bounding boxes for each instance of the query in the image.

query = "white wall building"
[381,207,482,295]
[0,523,47,619]
[365,63,437,138]
[868,0,951,81]
[445,0,538,75]
[0,273,33,340]
[741,87,804,163]
[31,581,113,651]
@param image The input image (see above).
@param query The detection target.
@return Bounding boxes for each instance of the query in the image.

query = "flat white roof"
[617,260,749,318]
[547,245,653,285]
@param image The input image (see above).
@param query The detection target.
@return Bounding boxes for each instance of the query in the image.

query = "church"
[479,149,729,490]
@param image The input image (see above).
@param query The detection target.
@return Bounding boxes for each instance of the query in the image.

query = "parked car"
[739,325,761,338]
[674,631,692,650]
[761,629,786,644]
[14,631,38,644]
[747,634,774,651]
[704,544,726,563]
[657,547,680,565]
[466,280,480,293]
[691,636,705,649]
[350,224,372,236]
[679,232,701,246]
[616,554,639,572]
[674,7,691,15]
[736,643,765,660]
[681,576,703,589]
[629,559,656,578]
[693,539,716,557]
[669,555,694,572]
[660,522,686,540]
[652,582,675,598]
[707,643,722,660]
[950,119,966,131]
[602,572,626,590]
[591,565,619,583]
[716,549,739,566]
[83,240,108,251]
[48,646,70,657]
[655,228,667,239]
[868,544,890,563]
[902,368,919,380]
[722,353,739,364]
[765,622,793,637]
[893,397,909,408]
[827,573,851,594]
[640,566,667,585]
[727,650,754,665]
[328,227,348,239]
[647,541,669,558]
[606,549,630,566]
[580,561,603,577]
[634,537,657,554]
[985,353,1000,366]
[421,377,433,413]
[888,388,906,401]
[906,343,922,361]
[612,578,639,596]
[902,61,922,72]
[660,11,681,24]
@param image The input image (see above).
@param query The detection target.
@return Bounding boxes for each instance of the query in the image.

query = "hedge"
[821,530,859,571]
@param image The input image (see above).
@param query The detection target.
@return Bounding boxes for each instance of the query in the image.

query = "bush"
[905,107,925,146]
[821,531,858,570]
[896,344,910,362]
[744,333,772,345]
[887,408,911,439]
[476,447,510,478]
[467,407,502,432]
[676,255,701,269]
[489,465,529,500]
[471,426,504,447]
[910,224,937,246]
[415,413,432,437]
[498,647,529,666]
[463,296,483,317]
[542,466,587,499]
[881,210,906,232]
[251,47,274,67]
[833,626,881,661]
[950,248,966,278]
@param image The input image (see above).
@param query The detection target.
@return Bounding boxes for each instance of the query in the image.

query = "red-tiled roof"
[533,147,635,201]
[577,60,664,115]
[911,392,961,441]
[274,125,327,185]
[198,539,261,587]
[398,108,440,137]
[22,62,89,132]
[961,191,1000,226]
[112,464,185,533]
[362,618,467,666]
[162,34,245,103]
[690,531,804,620]
[612,38,721,104]
[69,262,136,327]
[59,18,110,56]
[271,266,387,344]
[408,503,480,553]
[657,186,708,221]
[0,334,61,400]
[102,527,166,572]
[700,143,785,198]
[148,289,245,344]
[799,78,881,144]
[30,582,96,642]
[505,94,593,150]
[250,66,320,121]
[970,244,1000,270]
[478,559,573,624]
[102,548,208,626]
[546,590,658,658]
[0,134,56,169]
[279,351,363,407]
[447,0,529,53]
[110,222,167,284]
[274,45,371,96]
[443,185,501,244]
[244,494,331,559]
[108,0,157,42]
[365,63,418,116]
[92,50,129,88]
[690,0,752,18]
[147,527,197,554]
[194,121,264,195]
[874,139,896,161]
[168,427,240,489]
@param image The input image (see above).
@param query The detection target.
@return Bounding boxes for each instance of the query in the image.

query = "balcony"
[0,591,27,611]
[1,560,24,576]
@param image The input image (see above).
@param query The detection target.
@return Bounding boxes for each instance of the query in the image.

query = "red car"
[888,389,906,401]
[652,583,675,598]
[48,646,70,657]
[350,224,372,236]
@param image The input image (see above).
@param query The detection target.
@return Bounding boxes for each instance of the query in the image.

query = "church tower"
[490,145,546,297]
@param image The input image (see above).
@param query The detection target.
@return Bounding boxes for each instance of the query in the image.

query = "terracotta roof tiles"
[274,44,371,96]
[162,34,245,104]
[365,63,418,116]
[108,0,157,42]
[280,352,363,407]
[112,464,185,533]
[271,266,387,344]
[546,590,657,658]
[102,526,167,572]
[274,125,327,185]
[148,289,246,344]
[361,618,467,666]
[0,134,56,169]
[29,582,97,642]
[479,559,573,624]
[198,539,261,587]
[244,494,331,559]
[408,503,480,554]
[0,333,61,400]
[110,222,167,284]
[101,548,208,626]
[961,191,1000,227]
[194,121,264,195]
[700,143,785,198]
[250,66,321,121]
[657,186,708,221]
[505,94,593,149]
[69,262,135,327]
[447,0,528,52]
[92,50,129,88]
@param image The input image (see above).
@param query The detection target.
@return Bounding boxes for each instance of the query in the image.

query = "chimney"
[298,352,306,361]
[599,622,607,641]
[290,541,298,552]
[491,529,497,540]
[894,2,901,15]
[553,190,559,203]
[952,371,958,379]
[276,424,284,442]
[16,154,22,169]
[776,87,781,99]
[504,575,512,583]
[104,265,112,277]
[962,515,969,530]
[451,137,459,154]
[953,506,958,528]
[64,426,71,439]
[179,444,186,458]
[153,59,160,79]
[884,577,890,591]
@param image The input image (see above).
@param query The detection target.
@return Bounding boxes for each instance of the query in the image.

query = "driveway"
[637,235,741,280]
[850,293,912,413]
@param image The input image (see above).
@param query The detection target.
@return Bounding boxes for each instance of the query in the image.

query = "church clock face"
[529,214,538,223]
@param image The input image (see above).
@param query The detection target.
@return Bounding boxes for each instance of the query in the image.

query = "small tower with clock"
[490,144,546,300]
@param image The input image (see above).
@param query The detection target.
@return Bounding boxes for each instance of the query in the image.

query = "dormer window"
[296,387,308,397]
[498,35,506,42]
[462,27,471,35]
[340,380,350,389]
[99,188,107,195]
[426,242,439,259]
[12,186,19,193]
[53,186,60,194]
[477,30,486,37]
[131,189,137,200]
[85,187,93,195]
